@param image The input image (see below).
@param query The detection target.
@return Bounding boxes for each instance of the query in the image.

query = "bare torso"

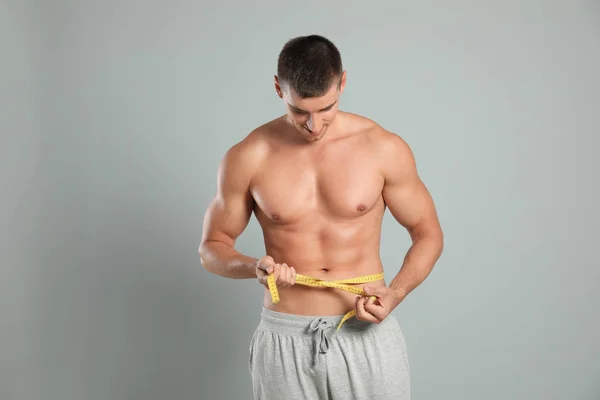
[249,112,390,316]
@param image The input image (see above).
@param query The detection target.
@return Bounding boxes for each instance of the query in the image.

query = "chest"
[250,145,384,224]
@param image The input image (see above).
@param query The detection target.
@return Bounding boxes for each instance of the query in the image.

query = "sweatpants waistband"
[257,306,396,337]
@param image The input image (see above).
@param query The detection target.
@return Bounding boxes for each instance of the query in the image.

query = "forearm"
[388,232,444,300]
[199,240,258,279]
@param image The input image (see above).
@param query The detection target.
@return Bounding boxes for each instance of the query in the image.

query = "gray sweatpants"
[248,307,410,399]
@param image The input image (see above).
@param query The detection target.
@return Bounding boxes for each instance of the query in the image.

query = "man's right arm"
[198,141,259,279]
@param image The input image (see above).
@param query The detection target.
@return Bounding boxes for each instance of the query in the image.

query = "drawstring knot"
[309,317,334,365]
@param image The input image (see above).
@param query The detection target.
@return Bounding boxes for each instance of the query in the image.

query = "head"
[274,35,346,142]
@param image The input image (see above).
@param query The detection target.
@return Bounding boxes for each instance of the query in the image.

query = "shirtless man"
[199,35,444,400]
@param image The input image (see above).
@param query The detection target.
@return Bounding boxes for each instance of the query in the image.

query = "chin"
[302,133,325,142]
[300,127,328,142]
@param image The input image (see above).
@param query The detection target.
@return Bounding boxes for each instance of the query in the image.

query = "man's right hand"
[256,255,297,289]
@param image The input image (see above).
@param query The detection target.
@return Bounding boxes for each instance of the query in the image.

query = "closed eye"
[289,101,337,114]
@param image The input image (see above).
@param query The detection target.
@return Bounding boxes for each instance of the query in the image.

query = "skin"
[199,70,444,323]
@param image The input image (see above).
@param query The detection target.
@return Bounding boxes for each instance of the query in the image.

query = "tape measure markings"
[266,271,384,330]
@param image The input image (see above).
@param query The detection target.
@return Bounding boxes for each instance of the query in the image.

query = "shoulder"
[375,129,416,183]
[344,113,417,182]
[372,127,415,168]
[343,112,415,165]
[217,120,278,186]
[220,117,284,167]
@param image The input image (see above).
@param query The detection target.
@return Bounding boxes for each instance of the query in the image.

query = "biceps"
[383,178,439,235]
[201,192,253,246]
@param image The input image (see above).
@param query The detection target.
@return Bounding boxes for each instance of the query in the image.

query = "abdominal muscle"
[261,229,387,316]
[262,267,387,316]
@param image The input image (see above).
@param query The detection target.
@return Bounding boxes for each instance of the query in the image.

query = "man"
[199,34,443,399]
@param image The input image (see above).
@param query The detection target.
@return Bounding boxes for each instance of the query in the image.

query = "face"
[275,72,346,142]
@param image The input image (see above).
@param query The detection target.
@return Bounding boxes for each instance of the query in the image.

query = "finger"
[260,255,274,267]
[364,299,386,321]
[363,286,384,299]
[281,263,292,287]
[275,264,288,288]
[283,264,294,287]
[260,256,276,274]
[257,271,266,283]
[261,263,274,274]
[273,264,285,288]
[290,266,297,284]
[364,286,388,308]
[282,263,292,283]
[368,295,384,308]
[365,295,377,307]
[259,261,271,273]
[256,265,267,285]
[358,298,379,323]
[355,296,379,323]
[258,275,268,288]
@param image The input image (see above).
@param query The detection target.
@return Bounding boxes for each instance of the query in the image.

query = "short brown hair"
[277,35,343,98]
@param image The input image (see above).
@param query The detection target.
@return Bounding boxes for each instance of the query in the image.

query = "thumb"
[260,256,275,273]
[363,286,386,307]
[363,285,382,296]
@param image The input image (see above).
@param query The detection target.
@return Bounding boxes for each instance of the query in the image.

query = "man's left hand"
[355,285,404,324]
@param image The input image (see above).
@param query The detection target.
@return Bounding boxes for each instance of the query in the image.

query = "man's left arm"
[358,130,444,322]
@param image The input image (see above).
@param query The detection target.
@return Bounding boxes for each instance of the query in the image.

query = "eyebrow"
[289,101,338,113]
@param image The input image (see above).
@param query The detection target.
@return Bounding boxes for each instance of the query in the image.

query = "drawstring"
[309,317,334,365]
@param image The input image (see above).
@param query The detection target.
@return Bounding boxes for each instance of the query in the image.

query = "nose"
[306,114,322,133]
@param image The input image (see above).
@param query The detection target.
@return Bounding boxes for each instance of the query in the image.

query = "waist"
[263,279,385,314]
[257,306,397,337]
[265,271,386,330]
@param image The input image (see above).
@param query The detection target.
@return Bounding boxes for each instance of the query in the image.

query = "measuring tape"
[267,272,384,330]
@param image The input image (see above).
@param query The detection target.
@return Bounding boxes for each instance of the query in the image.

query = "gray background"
[2,0,599,399]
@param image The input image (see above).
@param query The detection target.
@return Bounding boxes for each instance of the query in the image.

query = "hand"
[355,285,403,324]
[255,255,297,289]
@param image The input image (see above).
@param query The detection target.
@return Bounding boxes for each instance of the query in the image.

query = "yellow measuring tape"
[267,272,384,330]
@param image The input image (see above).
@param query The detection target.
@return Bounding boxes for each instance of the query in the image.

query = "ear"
[274,75,283,99]
[339,71,347,93]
